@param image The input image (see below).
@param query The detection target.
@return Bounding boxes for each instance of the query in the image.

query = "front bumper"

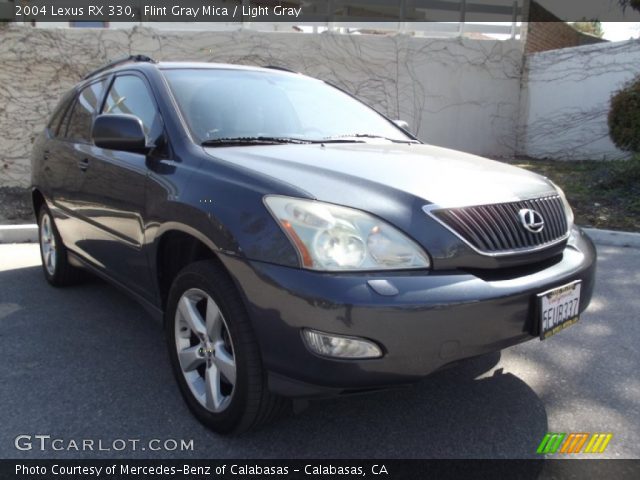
[220,227,596,397]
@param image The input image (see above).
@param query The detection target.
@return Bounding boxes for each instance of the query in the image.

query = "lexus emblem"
[518,208,545,233]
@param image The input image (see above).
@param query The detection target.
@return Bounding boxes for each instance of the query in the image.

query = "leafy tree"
[571,20,604,38]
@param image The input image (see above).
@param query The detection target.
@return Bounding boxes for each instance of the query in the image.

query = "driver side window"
[102,75,162,141]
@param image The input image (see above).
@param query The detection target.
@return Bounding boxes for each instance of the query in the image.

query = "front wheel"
[165,260,289,434]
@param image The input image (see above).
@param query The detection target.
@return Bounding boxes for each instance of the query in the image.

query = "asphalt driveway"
[0,243,638,459]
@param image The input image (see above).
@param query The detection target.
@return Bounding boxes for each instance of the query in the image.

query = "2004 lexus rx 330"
[31,56,596,433]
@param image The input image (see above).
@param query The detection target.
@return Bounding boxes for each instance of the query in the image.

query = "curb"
[583,228,640,249]
[0,224,38,244]
[0,225,638,248]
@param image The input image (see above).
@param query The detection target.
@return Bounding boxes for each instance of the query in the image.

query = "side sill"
[67,251,164,323]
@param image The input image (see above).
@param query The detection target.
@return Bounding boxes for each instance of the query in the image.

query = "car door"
[76,72,166,298]
[38,90,75,207]
[51,79,109,252]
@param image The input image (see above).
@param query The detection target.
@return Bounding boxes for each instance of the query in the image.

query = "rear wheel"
[165,260,289,434]
[38,206,82,286]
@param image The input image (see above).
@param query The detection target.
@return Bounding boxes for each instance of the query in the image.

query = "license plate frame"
[538,280,582,340]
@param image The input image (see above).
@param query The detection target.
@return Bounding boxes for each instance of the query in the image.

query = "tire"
[165,260,289,434]
[38,206,83,286]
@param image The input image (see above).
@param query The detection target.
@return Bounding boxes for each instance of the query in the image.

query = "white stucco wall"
[518,39,640,160]
[0,25,522,187]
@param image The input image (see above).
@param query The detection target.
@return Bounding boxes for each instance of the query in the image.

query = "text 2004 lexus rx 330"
[31,56,596,433]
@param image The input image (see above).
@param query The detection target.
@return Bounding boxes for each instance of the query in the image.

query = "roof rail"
[263,65,299,74]
[83,55,156,80]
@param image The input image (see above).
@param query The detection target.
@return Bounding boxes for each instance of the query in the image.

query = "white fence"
[29,21,524,40]
[518,39,640,160]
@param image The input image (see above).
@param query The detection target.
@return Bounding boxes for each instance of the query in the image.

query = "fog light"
[302,329,383,359]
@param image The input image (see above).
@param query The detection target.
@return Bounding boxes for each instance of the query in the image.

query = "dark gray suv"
[31,56,596,433]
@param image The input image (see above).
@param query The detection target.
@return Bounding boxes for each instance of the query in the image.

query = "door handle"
[78,158,89,171]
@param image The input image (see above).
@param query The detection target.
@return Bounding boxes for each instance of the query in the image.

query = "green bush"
[608,75,640,153]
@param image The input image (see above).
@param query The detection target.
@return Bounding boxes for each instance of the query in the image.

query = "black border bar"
[3,459,640,480]
[2,1,640,23]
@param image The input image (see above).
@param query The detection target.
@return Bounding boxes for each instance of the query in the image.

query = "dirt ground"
[500,157,640,232]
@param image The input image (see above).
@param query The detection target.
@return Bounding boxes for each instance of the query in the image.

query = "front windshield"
[162,68,413,144]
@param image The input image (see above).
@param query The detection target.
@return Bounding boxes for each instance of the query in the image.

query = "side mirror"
[92,114,147,152]
[393,119,410,131]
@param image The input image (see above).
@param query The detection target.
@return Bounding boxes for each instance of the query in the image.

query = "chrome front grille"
[431,196,569,254]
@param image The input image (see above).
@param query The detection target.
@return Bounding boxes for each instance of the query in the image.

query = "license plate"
[538,280,582,340]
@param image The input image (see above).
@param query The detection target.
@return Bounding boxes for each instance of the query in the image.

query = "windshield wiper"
[201,134,417,147]
[310,138,366,144]
[322,134,418,144]
[201,136,312,146]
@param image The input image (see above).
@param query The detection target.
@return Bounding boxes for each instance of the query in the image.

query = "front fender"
[145,160,301,269]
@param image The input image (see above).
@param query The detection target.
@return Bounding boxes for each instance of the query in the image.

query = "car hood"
[204,142,555,208]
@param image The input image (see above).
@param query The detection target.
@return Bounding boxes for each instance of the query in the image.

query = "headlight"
[550,182,574,230]
[264,196,430,271]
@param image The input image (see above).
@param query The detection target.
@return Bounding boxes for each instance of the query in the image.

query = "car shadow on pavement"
[0,263,548,460]
[239,353,548,459]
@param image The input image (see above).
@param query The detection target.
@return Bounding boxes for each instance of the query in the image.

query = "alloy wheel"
[174,288,236,413]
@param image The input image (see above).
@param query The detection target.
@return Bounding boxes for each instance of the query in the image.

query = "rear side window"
[65,79,107,143]
[102,75,161,138]
[47,91,74,137]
